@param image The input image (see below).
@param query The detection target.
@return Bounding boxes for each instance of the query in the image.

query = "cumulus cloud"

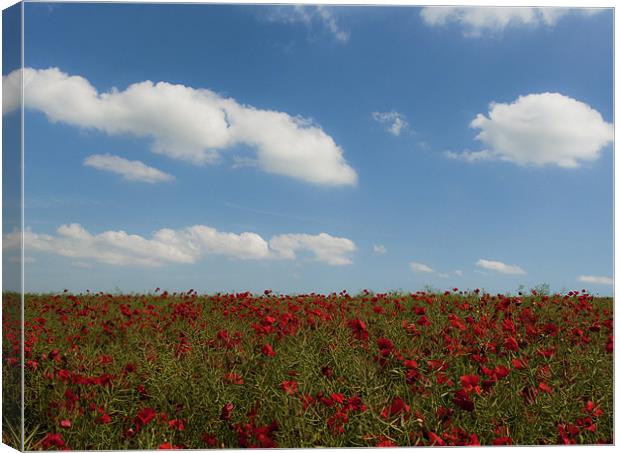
[84,154,174,183]
[420,7,602,37]
[447,93,613,168]
[3,67,357,186]
[265,5,350,43]
[410,262,434,273]
[269,233,356,266]
[476,259,525,275]
[373,244,387,254]
[371,111,409,136]
[4,224,356,267]
[2,68,21,114]
[577,275,613,286]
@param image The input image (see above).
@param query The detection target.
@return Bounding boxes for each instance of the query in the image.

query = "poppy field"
[2,288,613,449]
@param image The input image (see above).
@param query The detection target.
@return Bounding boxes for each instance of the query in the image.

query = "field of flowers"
[2,289,613,449]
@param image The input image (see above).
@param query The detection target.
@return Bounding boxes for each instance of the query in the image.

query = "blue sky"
[2,3,614,295]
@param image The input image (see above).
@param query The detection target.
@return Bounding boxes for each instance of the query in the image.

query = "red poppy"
[493,436,513,445]
[381,397,410,419]
[376,437,397,447]
[41,433,66,449]
[135,407,157,428]
[504,337,519,351]
[460,374,481,394]
[281,380,298,395]
[347,319,369,341]
[201,433,218,447]
[59,419,71,429]
[453,389,474,412]
[261,344,276,357]
[220,402,234,422]
[428,432,446,446]
[96,413,112,424]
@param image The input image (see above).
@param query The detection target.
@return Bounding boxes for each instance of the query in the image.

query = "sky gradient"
[2,3,614,295]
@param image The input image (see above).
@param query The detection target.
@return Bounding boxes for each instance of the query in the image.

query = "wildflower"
[381,397,410,419]
[201,433,218,447]
[134,407,157,429]
[427,432,445,446]
[41,433,66,449]
[348,319,369,341]
[493,436,513,445]
[220,402,234,422]
[59,419,71,429]
[281,380,298,395]
[459,374,481,394]
[260,344,276,357]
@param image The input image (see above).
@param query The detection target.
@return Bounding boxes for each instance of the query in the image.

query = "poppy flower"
[135,407,157,427]
[41,433,66,449]
[381,397,410,419]
[220,402,234,421]
[427,432,445,446]
[96,413,112,424]
[453,389,474,412]
[281,380,298,395]
[459,374,481,394]
[260,344,276,357]
[201,433,218,447]
[59,419,71,429]
[504,337,519,351]
[493,436,513,445]
[347,319,369,341]
[376,437,397,447]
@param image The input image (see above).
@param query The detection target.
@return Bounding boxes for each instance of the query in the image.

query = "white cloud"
[420,7,603,37]
[454,270,464,277]
[269,233,356,266]
[2,68,21,114]
[4,67,357,186]
[437,272,449,278]
[444,149,494,163]
[447,93,612,168]
[266,5,350,43]
[373,244,386,254]
[84,154,174,183]
[371,111,409,136]
[577,275,613,286]
[4,224,356,268]
[410,261,434,273]
[476,259,525,275]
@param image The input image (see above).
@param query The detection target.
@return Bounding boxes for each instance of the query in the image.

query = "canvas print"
[1,2,614,449]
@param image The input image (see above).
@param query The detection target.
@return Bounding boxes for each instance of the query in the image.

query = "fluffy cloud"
[2,68,21,114]
[371,111,409,136]
[410,262,434,273]
[373,244,387,254]
[577,275,613,286]
[269,233,356,266]
[447,93,613,168]
[84,154,174,183]
[476,259,525,275]
[265,5,349,43]
[4,224,356,267]
[420,7,601,37]
[3,67,357,186]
